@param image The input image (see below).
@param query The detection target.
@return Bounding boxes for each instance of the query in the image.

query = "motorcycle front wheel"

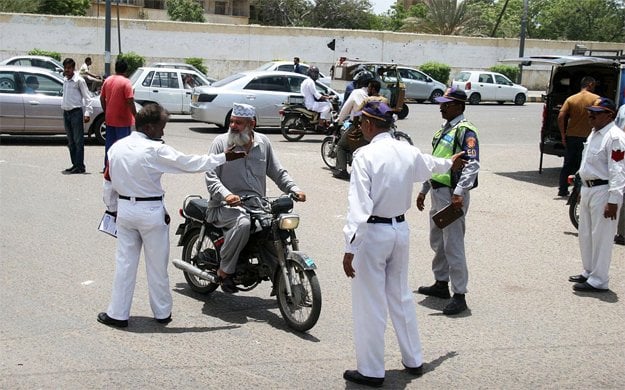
[569,192,580,230]
[321,136,337,169]
[281,115,306,142]
[393,131,413,145]
[181,231,220,294]
[276,260,322,332]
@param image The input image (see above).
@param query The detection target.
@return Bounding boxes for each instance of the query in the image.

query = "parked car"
[190,70,342,128]
[149,62,216,83]
[256,61,332,86]
[129,66,213,114]
[0,55,64,75]
[451,70,528,105]
[502,49,625,172]
[382,66,446,103]
[0,65,107,143]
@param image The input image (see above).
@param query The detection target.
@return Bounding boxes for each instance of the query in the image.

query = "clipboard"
[432,204,464,229]
[98,211,117,238]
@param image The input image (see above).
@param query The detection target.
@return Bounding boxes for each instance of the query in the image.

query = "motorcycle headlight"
[278,214,299,230]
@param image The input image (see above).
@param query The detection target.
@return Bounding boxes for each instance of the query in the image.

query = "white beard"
[228,126,252,147]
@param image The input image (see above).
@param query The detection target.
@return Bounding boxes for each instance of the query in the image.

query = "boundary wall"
[1,13,623,89]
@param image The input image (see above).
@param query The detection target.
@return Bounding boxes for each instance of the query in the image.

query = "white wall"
[1,12,623,89]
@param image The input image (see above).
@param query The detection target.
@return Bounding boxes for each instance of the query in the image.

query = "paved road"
[1,102,624,389]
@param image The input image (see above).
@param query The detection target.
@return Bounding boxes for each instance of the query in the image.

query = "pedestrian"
[100,59,137,171]
[342,100,465,387]
[615,103,625,245]
[97,103,245,328]
[61,58,93,175]
[569,97,625,292]
[416,87,480,316]
[293,57,302,74]
[557,76,599,196]
[205,103,306,294]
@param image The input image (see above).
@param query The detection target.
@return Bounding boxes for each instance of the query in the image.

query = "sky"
[371,0,397,14]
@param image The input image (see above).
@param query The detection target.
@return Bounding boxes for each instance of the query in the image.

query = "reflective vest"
[431,120,479,187]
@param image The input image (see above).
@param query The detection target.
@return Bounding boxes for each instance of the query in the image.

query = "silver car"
[190,70,342,128]
[0,65,106,143]
[256,61,332,86]
[0,55,64,75]
[383,66,447,103]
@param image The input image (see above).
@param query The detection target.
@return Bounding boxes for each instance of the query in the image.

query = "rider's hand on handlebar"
[225,194,241,206]
[225,146,247,161]
[292,191,307,202]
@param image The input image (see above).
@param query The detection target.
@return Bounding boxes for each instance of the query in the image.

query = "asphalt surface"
[1,102,623,389]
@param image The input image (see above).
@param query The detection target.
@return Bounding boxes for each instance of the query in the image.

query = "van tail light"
[541,104,547,134]
[465,82,471,90]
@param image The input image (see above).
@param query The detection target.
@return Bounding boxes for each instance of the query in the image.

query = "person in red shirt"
[100,59,137,171]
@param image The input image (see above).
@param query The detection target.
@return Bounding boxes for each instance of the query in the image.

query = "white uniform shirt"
[103,131,226,212]
[62,72,93,116]
[338,87,368,122]
[615,105,625,130]
[343,132,453,253]
[300,77,321,110]
[579,121,625,203]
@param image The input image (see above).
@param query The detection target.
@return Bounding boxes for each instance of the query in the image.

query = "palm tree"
[401,0,477,35]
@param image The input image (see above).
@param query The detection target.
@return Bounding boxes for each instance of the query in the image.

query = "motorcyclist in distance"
[300,66,333,128]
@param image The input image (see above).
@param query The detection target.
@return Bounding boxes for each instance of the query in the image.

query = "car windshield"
[129,69,143,85]
[211,73,246,87]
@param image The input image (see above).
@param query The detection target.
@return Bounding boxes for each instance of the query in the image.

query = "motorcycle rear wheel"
[281,115,306,142]
[276,260,322,332]
[181,231,220,294]
[321,136,337,169]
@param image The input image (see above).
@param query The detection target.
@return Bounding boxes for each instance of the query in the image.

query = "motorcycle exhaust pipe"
[172,259,219,284]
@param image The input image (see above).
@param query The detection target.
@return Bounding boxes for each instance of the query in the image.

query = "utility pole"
[518,0,528,84]
[105,0,111,76]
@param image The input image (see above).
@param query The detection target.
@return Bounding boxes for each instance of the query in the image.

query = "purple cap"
[586,97,616,114]
[354,100,394,122]
[435,87,467,103]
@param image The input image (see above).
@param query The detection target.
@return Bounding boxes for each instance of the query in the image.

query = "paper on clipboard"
[432,204,464,229]
[98,211,117,237]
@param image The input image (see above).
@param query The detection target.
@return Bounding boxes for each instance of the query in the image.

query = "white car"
[190,70,342,128]
[0,55,64,75]
[129,67,213,114]
[382,66,447,103]
[451,70,528,105]
[256,61,332,86]
[149,62,216,83]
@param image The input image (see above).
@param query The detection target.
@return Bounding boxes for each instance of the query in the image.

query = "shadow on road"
[172,283,321,341]
[494,167,560,187]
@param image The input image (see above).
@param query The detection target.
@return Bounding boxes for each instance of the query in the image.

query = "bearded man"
[205,103,307,293]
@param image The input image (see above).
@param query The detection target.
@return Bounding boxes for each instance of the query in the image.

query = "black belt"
[431,180,449,189]
[367,215,405,224]
[583,179,608,187]
[64,107,82,114]
[119,195,163,201]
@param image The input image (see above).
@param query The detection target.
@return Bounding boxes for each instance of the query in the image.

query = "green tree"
[0,0,40,13]
[372,4,427,31]
[307,0,373,29]
[166,0,206,22]
[37,0,90,16]
[250,0,311,26]
[402,0,479,35]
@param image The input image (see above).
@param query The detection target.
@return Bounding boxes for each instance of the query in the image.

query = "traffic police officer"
[569,97,625,292]
[416,87,480,315]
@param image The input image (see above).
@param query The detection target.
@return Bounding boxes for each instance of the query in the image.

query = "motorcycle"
[172,193,322,332]
[279,95,341,142]
[566,173,581,229]
[320,119,414,170]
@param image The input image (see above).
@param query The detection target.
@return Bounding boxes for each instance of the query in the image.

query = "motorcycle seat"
[185,198,208,221]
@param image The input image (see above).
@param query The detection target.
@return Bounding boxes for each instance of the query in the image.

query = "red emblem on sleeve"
[612,149,625,162]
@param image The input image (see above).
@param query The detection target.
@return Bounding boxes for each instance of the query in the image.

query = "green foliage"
[166,0,206,22]
[402,0,479,34]
[0,0,40,13]
[37,0,90,16]
[28,48,61,61]
[116,52,145,76]
[185,58,207,75]
[419,61,451,84]
[251,0,375,29]
[489,65,519,81]
[372,4,427,31]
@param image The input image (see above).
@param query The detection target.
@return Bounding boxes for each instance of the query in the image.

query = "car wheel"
[468,93,481,105]
[429,89,444,103]
[0,77,15,90]
[514,93,526,106]
[222,111,232,130]
[92,116,106,145]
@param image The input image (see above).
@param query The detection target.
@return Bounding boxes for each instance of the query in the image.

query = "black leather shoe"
[332,169,350,180]
[568,274,587,283]
[573,282,609,293]
[64,166,75,172]
[417,281,451,299]
[343,370,384,388]
[443,294,468,315]
[402,361,424,376]
[155,314,172,324]
[557,190,569,197]
[615,234,625,245]
[97,312,128,328]
[220,276,239,294]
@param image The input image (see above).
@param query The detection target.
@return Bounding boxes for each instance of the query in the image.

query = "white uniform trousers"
[351,221,423,378]
[107,199,172,320]
[578,185,621,289]
[428,187,471,294]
